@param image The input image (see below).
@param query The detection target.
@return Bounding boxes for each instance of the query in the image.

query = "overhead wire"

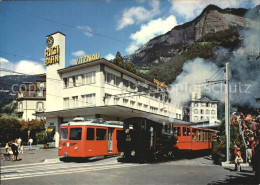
[0,5,126,43]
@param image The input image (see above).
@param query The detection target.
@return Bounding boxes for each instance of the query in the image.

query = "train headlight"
[59,147,62,150]
[125,129,129,133]
[120,152,124,157]
[74,146,78,151]
[131,150,135,156]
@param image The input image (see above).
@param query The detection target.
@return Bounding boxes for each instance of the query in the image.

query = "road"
[1,156,258,185]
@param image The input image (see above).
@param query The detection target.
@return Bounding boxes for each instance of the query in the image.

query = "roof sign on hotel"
[75,53,101,65]
[45,35,60,66]
[45,46,60,66]
[154,79,168,89]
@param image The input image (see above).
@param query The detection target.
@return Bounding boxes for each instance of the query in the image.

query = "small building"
[15,74,46,121]
[189,91,220,127]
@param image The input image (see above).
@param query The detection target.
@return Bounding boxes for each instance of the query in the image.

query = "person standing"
[17,137,22,152]
[10,141,19,161]
[235,148,243,172]
[28,137,33,150]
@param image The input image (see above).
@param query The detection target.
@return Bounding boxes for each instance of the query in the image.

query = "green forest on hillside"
[138,29,241,85]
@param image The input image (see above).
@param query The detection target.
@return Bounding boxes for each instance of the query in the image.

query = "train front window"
[86,128,94,140]
[187,128,191,136]
[60,128,68,140]
[69,128,82,140]
[177,127,181,136]
[96,128,107,140]
[182,127,187,136]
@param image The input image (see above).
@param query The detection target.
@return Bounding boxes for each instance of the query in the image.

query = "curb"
[43,158,61,163]
[221,162,250,167]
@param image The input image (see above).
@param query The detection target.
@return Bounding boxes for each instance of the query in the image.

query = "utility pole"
[225,62,230,162]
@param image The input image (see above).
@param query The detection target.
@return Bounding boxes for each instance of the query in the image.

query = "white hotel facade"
[40,32,183,147]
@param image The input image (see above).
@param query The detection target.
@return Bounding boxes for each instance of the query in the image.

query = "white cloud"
[72,50,86,57]
[251,0,260,6]
[0,57,9,63]
[117,1,160,30]
[0,57,46,76]
[15,60,46,75]
[126,15,178,54]
[104,53,115,60]
[170,0,250,21]
[77,25,93,37]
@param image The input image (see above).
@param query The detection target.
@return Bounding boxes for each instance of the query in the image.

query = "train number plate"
[126,135,131,142]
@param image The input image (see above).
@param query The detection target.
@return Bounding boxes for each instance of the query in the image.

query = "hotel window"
[201,109,204,114]
[206,116,209,120]
[82,94,96,106]
[206,109,209,114]
[201,116,203,120]
[194,103,198,107]
[105,72,115,85]
[206,103,209,107]
[85,72,96,84]
[72,96,78,107]
[130,81,136,90]
[115,76,121,86]
[37,102,43,112]
[150,106,158,113]
[39,82,45,88]
[130,101,135,108]
[212,104,215,108]
[179,114,182,120]
[211,110,215,114]
[37,90,43,97]
[63,97,69,109]
[138,103,142,108]
[123,79,129,89]
[144,104,148,110]
[63,78,68,88]
[114,97,120,105]
[194,116,198,121]
[72,76,77,87]
[137,85,143,92]
[194,109,198,114]
[19,102,23,112]
[123,98,128,104]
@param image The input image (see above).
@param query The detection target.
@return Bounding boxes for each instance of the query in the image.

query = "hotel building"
[39,32,183,147]
[15,75,46,121]
[189,91,220,127]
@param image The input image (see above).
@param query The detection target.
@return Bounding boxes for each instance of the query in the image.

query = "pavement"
[0,145,59,166]
[1,147,258,185]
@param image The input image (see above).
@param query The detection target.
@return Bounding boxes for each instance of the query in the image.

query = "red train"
[173,125,217,152]
[58,118,123,158]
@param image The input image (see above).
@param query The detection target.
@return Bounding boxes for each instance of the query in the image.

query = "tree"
[125,62,137,74]
[113,51,125,69]
[0,115,21,145]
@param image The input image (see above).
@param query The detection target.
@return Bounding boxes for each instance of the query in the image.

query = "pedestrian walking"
[28,137,33,150]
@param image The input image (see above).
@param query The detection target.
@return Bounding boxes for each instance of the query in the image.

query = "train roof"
[172,125,217,132]
[60,117,123,128]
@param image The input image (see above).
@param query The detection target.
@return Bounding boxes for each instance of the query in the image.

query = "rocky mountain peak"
[129,4,258,66]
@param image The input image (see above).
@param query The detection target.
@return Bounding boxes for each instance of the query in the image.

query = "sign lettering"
[154,79,168,89]
[45,45,60,66]
[75,53,101,65]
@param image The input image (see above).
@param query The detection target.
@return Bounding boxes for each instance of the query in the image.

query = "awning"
[36,105,194,125]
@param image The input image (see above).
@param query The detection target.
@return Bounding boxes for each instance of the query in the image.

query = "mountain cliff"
[129,5,258,66]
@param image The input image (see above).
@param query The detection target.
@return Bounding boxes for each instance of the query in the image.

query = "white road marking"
[1,161,146,181]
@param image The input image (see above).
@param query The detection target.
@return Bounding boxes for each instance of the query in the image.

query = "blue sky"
[0,0,258,76]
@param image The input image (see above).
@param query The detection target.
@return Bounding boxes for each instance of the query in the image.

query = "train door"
[108,128,114,152]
